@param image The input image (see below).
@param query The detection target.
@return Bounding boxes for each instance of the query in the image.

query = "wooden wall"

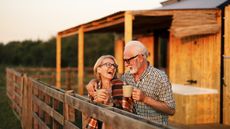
[171,92,219,124]
[223,5,230,125]
[169,33,221,90]
[137,34,154,65]
[168,10,221,124]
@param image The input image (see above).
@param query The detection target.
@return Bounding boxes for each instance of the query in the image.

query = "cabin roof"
[159,0,229,10]
[58,0,229,38]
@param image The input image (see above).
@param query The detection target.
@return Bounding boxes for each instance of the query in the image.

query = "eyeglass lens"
[124,55,138,64]
[101,63,118,68]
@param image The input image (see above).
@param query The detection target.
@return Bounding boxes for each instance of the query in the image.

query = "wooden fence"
[6,68,176,129]
[15,67,94,92]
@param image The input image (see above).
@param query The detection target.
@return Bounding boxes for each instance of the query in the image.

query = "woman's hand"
[94,89,110,104]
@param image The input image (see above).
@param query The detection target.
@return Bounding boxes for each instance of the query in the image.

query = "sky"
[0,0,164,44]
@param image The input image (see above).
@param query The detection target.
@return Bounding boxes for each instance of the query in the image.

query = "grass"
[0,65,22,129]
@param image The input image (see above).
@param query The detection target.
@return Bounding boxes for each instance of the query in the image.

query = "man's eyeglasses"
[100,62,118,68]
[123,55,139,64]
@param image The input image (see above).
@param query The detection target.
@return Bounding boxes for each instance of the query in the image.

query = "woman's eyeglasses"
[100,62,118,68]
[123,55,139,64]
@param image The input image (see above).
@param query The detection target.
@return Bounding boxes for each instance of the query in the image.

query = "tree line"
[0,33,114,67]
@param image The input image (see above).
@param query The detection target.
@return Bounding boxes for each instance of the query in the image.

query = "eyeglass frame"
[99,62,118,68]
[123,54,139,64]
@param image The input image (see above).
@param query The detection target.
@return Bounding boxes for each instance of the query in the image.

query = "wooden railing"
[15,67,94,92]
[6,68,176,129]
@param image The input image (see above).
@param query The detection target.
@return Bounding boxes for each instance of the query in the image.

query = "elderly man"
[122,40,175,125]
[87,40,175,125]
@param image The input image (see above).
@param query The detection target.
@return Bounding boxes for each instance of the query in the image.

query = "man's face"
[124,47,141,74]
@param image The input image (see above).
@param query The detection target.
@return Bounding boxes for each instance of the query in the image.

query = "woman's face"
[97,58,117,80]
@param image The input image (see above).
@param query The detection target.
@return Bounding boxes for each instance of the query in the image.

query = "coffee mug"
[123,85,133,97]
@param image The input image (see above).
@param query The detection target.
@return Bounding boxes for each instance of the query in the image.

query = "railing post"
[64,90,76,129]
[21,74,33,129]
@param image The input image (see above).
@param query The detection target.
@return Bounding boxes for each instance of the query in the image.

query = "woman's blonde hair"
[93,55,118,80]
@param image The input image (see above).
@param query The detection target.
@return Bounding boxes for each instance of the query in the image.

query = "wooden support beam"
[56,35,61,88]
[84,18,124,32]
[124,11,133,44]
[223,5,230,125]
[78,26,84,95]
[124,11,133,72]
[114,38,124,75]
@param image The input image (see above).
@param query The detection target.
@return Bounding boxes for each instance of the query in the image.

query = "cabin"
[56,0,230,125]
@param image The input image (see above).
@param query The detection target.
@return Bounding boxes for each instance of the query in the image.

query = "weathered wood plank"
[14,91,22,107]
[65,94,167,129]
[6,68,176,129]
[64,121,80,129]
[14,81,22,89]
[58,12,124,37]
[33,112,49,129]
[13,100,22,117]
[168,12,221,123]
[32,96,64,125]
[21,76,33,129]
[84,18,124,32]
[223,5,230,125]
[32,79,64,102]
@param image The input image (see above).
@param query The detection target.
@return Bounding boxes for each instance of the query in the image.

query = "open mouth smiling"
[107,71,114,75]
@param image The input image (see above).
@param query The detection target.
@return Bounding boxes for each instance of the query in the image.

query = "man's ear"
[139,55,144,62]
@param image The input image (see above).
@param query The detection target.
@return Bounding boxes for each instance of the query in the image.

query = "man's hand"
[132,88,175,115]
[132,88,146,102]
[86,79,97,97]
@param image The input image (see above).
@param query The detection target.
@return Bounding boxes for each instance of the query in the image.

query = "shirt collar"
[138,62,151,81]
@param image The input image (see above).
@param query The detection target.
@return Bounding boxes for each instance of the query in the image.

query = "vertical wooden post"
[224,5,230,125]
[124,11,133,44]
[114,38,124,75]
[78,26,84,95]
[21,74,32,129]
[124,11,133,72]
[56,34,61,88]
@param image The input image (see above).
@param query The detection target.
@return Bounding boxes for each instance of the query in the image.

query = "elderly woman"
[88,55,118,104]
[86,55,134,129]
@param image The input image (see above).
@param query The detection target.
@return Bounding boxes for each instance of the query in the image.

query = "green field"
[0,65,22,129]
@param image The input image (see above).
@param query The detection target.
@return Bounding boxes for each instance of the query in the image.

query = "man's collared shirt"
[121,65,175,125]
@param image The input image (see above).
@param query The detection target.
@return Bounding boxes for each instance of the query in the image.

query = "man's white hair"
[125,40,149,59]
